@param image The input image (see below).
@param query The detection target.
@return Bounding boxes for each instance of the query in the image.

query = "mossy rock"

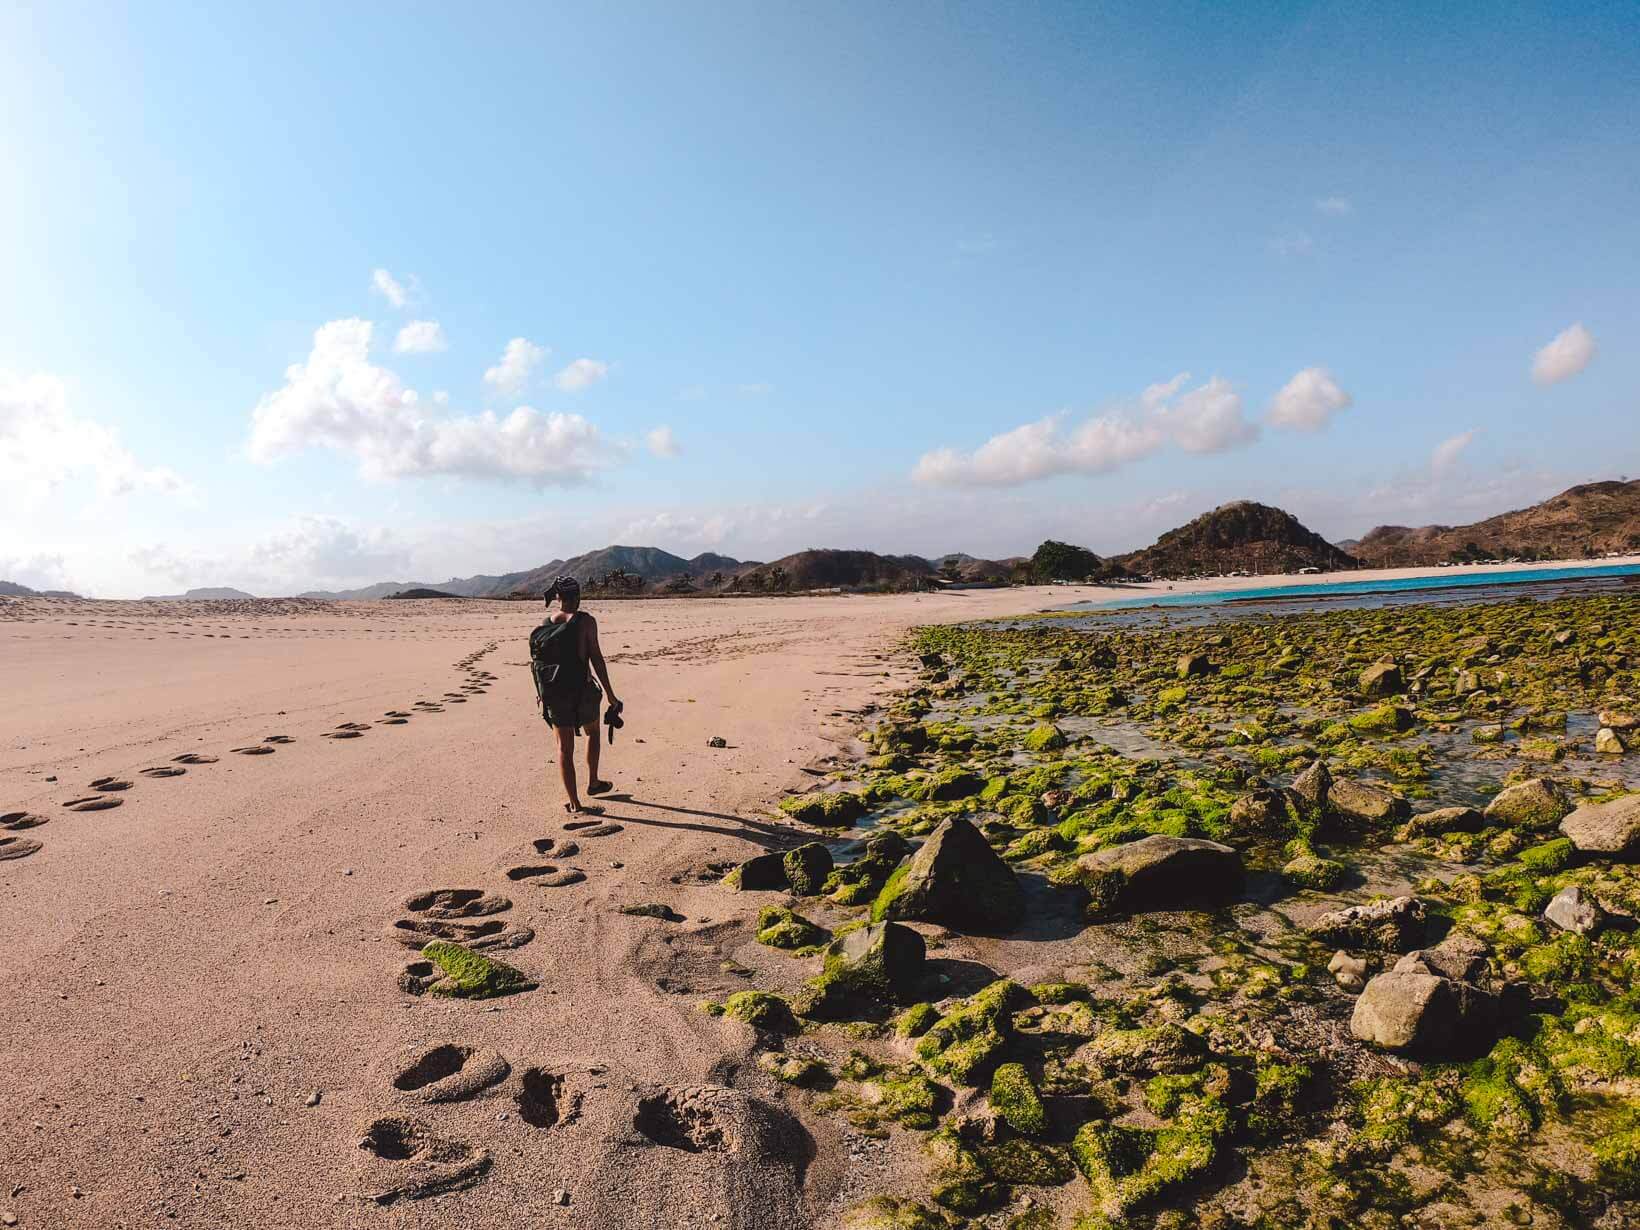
[419,940,536,999]
[1023,723,1069,753]
[916,979,1033,1085]
[758,1050,832,1087]
[1348,703,1414,735]
[1282,848,1346,890]
[857,1068,944,1129]
[783,842,834,895]
[780,791,867,827]
[722,990,797,1032]
[755,905,830,950]
[1070,1090,1229,1218]
[841,1197,954,1230]
[989,1062,1047,1135]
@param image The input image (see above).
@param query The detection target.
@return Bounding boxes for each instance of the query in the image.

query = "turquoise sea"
[1072,561,1640,613]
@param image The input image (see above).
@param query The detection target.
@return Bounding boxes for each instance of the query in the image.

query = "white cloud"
[1531,322,1596,386]
[914,374,1261,488]
[1315,196,1352,216]
[1156,377,1260,453]
[371,269,412,309]
[131,516,413,595]
[0,370,188,501]
[1431,429,1478,474]
[246,320,616,485]
[739,382,774,396]
[0,552,73,592]
[484,337,547,395]
[553,358,610,393]
[1267,367,1353,431]
[393,320,447,354]
[646,426,681,458]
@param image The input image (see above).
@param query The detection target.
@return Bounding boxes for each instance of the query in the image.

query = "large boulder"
[1560,794,1640,860]
[1596,727,1629,755]
[872,816,1024,932]
[1359,662,1404,697]
[1288,759,1332,824]
[1066,835,1242,917]
[1307,895,1426,953]
[1349,970,1495,1056]
[1484,778,1572,830]
[1327,778,1411,828]
[1228,786,1295,839]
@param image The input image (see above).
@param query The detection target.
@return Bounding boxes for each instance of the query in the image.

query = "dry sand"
[1,559,1631,1228]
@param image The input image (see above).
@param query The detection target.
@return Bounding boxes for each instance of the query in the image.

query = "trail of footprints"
[369,815,636,1200]
[1,642,501,864]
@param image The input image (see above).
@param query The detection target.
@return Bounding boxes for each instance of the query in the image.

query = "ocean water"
[1069,561,1640,614]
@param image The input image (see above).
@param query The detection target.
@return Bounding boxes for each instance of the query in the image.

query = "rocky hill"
[729,549,935,592]
[1351,480,1640,567]
[1117,500,1360,578]
[0,580,81,599]
[141,587,258,601]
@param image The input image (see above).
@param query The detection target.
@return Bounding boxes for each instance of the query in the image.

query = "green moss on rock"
[419,940,536,999]
[990,1062,1048,1135]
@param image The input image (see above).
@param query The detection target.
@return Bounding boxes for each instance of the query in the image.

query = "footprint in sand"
[356,1115,491,1205]
[503,864,587,888]
[139,766,187,778]
[173,753,218,765]
[0,834,44,861]
[389,887,534,950]
[264,735,296,744]
[231,745,276,755]
[531,837,580,857]
[564,821,623,837]
[90,777,132,792]
[379,717,409,725]
[2,811,48,831]
[515,1068,581,1129]
[384,711,413,718]
[323,730,364,740]
[62,795,123,812]
[391,1044,510,1103]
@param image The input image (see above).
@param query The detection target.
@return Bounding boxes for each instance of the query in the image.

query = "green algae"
[989,1062,1048,1135]
[419,940,536,999]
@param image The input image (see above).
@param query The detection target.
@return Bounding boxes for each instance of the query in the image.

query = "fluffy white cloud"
[1315,196,1352,216]
[1267,367,1353,431]
[246,320,616,484]
[1431,429,1478,474]
[554,358,610,392]
[484,337,547,395]
[914,375,1260,487]
[393,320,447,354]
[1157,377,1260,453]
[1531,322,1596,386]
[0,370,187,501]
[0,552,73,592]
[371,269,411,309]
[646,426,681,458]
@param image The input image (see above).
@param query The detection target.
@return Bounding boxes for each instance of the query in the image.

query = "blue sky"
[2,1,1635,596]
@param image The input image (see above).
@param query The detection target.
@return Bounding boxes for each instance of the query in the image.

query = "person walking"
[529,576,621,814]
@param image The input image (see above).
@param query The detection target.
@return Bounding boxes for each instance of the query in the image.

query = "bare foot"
[563,802,605,816]
[588,780,614,796]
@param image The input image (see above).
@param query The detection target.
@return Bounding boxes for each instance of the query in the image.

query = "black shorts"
[544,680,602,733]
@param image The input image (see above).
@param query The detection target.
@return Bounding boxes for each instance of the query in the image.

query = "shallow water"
[1064,561,1640,621]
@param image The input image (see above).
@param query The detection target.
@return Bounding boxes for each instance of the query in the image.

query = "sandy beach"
[1,558,1634,1228]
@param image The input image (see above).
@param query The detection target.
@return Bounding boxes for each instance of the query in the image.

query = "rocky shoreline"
[705,589,1640,1228]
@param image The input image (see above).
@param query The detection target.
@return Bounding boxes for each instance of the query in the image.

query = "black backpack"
[529,614,587,717]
